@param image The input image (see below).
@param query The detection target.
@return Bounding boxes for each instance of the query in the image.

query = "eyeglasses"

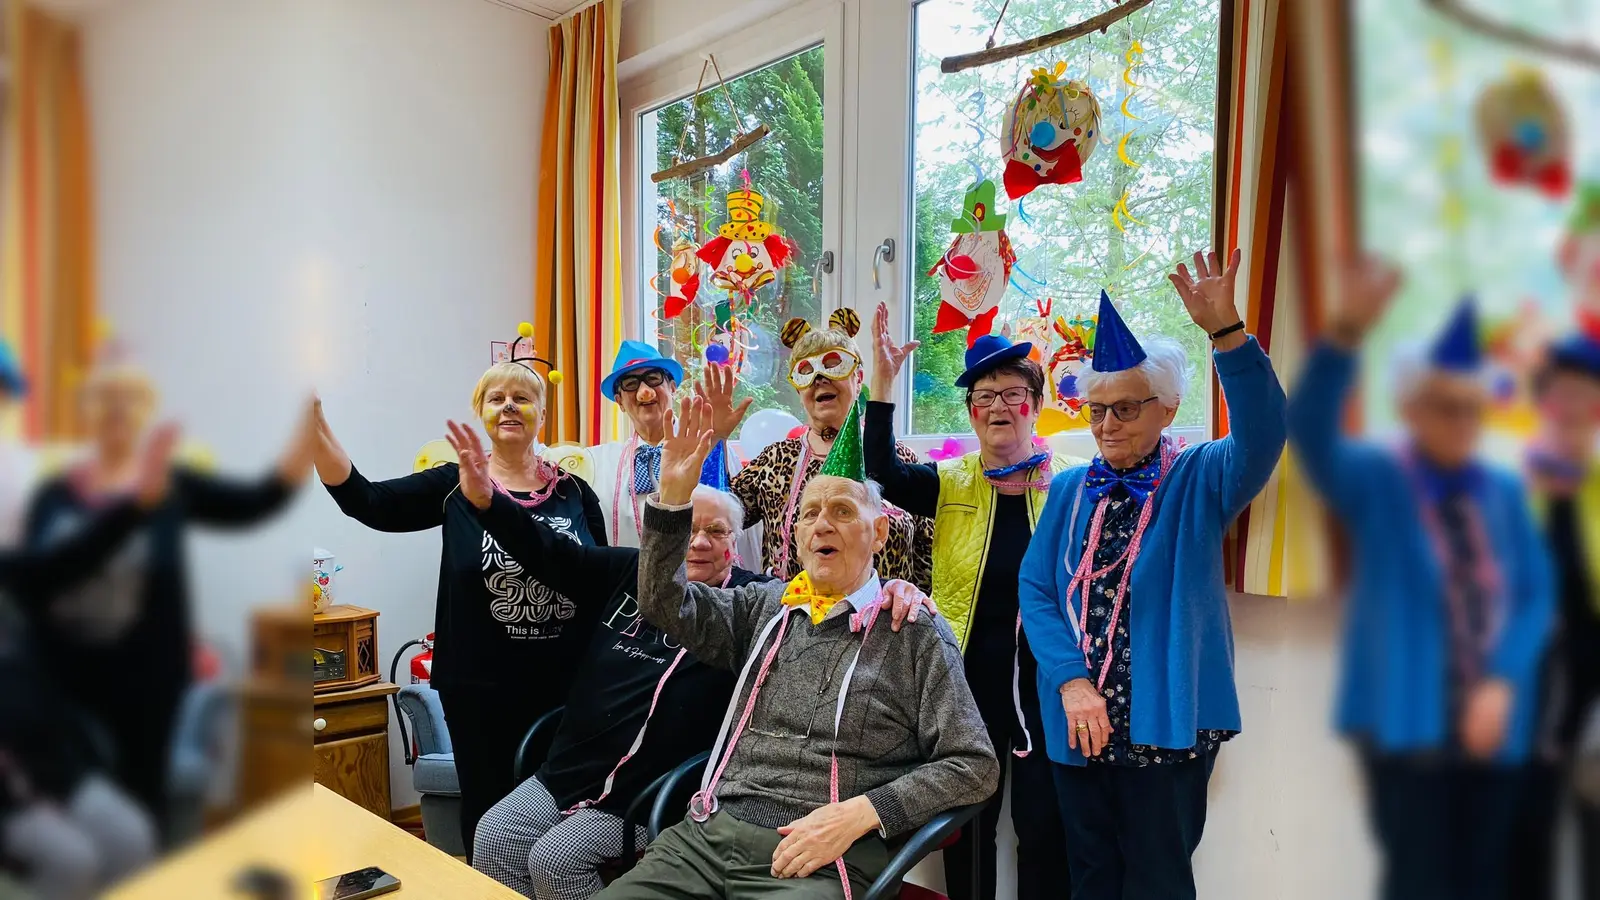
[1086,397,1158,424]
[618,370,668,394]
[968,387,1033,409]
[690,525,735,542]
[788,349,861,390]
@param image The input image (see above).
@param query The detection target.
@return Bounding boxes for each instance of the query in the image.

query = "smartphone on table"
[313,866,401,900]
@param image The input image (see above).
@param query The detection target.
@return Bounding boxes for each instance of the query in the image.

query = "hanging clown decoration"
[1008,297,1056,364]
[1001,63,1102,201]
[1560,181,1600,335]
[1036,310,1097,436]
[696,187,797,306]
[930,179,1017,347]
[1474,65,1572,199]
[651,201,704,320]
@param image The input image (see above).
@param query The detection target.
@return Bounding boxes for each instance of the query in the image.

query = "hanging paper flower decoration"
[696,187,797,304]
[1474,65,1571,199]
[1001,62,1102,200]
[930,180,1016,348]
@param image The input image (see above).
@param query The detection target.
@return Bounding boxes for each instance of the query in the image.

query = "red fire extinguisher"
[409,633,435,686]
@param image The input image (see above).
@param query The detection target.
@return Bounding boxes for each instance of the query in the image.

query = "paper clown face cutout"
[1475,66,1571,199]
[1002,63,1102,201]
[929,180,1017,348]
[1037,314,1096,436]
[696,188,797,304]
[662,237,703,319]
[1009,299,1055,364]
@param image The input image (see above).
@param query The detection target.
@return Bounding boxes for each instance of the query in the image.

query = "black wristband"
[1209,321,1245,341]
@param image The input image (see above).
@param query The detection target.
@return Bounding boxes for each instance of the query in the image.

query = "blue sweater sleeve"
[1489,478,1555,686]
[1286,341,1379,518]
[1197,336,1288,517]
[1019,471,1089,691]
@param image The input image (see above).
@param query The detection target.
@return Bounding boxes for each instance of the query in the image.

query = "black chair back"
[513,706,566,784]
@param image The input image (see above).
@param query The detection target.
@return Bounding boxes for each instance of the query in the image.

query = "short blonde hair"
[790,327,861,363]
[471,362,546,414]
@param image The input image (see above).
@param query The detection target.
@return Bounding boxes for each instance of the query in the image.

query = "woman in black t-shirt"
[313,359,607,857]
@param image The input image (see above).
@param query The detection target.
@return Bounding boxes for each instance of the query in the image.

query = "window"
[907,0,1223,434]
[636,46,828,423]
[1356,0,1599,446]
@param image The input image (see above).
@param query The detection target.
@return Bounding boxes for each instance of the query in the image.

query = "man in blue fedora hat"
[1289,258,1553,900]
[864,302,1083,900]
[559,340,685,548]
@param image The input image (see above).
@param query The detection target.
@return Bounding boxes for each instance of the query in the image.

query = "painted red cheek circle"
[1020,403,1031,417]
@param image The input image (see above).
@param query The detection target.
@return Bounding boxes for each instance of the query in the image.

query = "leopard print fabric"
[731,436,933,593]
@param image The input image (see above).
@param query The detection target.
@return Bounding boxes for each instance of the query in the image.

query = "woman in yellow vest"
[862,301,1079,900]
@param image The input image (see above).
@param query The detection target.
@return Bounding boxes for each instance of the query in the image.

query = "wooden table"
[107,785,522,899]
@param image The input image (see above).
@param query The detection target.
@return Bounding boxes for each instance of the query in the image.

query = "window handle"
[871,239,896,290]
[812,250,834,296]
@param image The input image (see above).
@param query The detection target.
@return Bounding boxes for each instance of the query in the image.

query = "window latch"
[812,250,834,296]
[871,239,896,290]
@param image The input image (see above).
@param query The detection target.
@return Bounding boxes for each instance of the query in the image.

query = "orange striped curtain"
[1213,0,1290,596]
[534,0,624,447]
[0,0,95,442]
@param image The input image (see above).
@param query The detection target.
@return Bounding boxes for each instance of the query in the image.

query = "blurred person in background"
[315,354,606,861]
[1511,328,1600,900]
[863,302,1076,900]
[19,358,313,842]
[1018,250,1286,900]
[1287,257,1554,900]
[0,374,180,899]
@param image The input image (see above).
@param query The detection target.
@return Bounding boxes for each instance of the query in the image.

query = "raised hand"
[870,301,920,400]
[695,361,754,440]
[1327,253,1402,348]
[659,395,717,507]
[133,423,180,509]
[1170,249,1244,337]
[445,421,494,510]
[276,396,318,485]
[311,396,354,486]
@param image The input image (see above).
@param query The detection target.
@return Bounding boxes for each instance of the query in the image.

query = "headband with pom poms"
[496,322,563,385]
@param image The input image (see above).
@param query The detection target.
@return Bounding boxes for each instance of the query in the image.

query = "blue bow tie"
[1412,457,1482,503]
[633,444,662,495]
[1083,455,1163,505]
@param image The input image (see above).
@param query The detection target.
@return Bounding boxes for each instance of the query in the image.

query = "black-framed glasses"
[618,370,668,393]
[968,387,1034,409]
[1087,397,1158,424]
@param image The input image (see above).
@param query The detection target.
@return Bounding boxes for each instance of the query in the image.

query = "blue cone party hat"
[1429,296,1481,372]
[698,440,730,492]
[1090,290,1147,372]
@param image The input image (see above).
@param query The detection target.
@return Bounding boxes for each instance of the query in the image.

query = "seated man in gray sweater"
[596,394,998,900]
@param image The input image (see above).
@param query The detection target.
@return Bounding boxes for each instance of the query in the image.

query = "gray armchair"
[394,685,463,855]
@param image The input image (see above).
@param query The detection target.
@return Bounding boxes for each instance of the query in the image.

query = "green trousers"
[595,812,891,899]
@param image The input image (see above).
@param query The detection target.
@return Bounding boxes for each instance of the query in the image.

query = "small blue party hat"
[699,440,730,492]
[1090,290,1147,372]
[1429,297,1481,372]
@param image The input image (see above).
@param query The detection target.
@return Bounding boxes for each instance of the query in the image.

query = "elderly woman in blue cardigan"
[1018,249,1285,900]
[1288,258,1553,900]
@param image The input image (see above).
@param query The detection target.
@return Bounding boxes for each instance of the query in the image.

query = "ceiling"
[26,0,607,22]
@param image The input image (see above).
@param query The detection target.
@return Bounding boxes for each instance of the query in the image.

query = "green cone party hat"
[817,387,868,482]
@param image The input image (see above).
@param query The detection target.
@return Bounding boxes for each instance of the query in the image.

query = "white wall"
[82,0,550,809]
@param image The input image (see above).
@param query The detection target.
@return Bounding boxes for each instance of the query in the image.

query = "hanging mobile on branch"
[941,0,1156,74]
[651,55,771,184]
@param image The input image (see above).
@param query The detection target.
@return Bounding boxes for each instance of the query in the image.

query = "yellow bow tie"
[782,572,846,625]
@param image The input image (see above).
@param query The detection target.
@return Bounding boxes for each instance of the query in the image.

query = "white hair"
[690,485,744,526]
[1076,336,1191,409]
[1389,340,1490,403]
[862,478,884,512]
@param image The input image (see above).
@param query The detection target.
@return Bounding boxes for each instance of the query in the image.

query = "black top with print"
[1081,449,1236,767]
[324,464,606,693]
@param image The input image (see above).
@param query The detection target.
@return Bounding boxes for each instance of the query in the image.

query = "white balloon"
[739,408,802,460]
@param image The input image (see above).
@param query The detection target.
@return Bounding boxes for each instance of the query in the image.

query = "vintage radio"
[312,605,380,693]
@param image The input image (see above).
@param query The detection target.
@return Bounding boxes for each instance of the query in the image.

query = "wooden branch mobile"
[941,0,1156,74]
[1426,0,1600,70]
[651,55,770,184]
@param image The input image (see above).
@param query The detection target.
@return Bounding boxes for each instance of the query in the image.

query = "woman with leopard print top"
[702,309,932,591]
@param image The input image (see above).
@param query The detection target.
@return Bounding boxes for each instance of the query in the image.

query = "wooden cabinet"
[312,681,397,819]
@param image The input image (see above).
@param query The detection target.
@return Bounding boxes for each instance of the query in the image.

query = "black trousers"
[436,686,553,863]
[945,642,1068,900]
[1051,750,1217,900]
[1360,751,1521,900]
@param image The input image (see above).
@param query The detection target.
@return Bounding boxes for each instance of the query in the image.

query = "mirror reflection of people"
[593,396,996,899]
[446,417,936,900]
[1287,257,1554,900]
[21,359,311,836]
[717,310,931,590]
[314,357,605,860]
[863,302,1080,900]
[1506,329,1600,899]
[1019,251,1286,900]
